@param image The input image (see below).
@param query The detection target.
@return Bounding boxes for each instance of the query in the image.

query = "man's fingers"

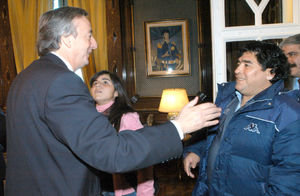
[188,171,195,178]
[197,103,221,120]
[175,101,222,134]
[196,102,222,113]
[183,158,193,178]
[184,96,198,108]
[191,161,197,169]
[183,161,190,174]
[183,153,200,179]
[202,112,221,122]
[204,119,220,127]
[184,163,195,178]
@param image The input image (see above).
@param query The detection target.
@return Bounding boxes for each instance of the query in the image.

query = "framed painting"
[144,19,190,77]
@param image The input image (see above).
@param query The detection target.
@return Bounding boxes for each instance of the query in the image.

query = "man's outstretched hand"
[175,96,221,134]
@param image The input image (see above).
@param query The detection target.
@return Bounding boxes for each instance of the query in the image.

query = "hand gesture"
[183,152,200,178]
[175,97,221,134]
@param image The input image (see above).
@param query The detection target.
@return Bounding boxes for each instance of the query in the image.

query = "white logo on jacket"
[243,123,260,134]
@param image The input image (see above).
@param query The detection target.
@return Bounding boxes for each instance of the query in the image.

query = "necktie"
[298,79,300,86]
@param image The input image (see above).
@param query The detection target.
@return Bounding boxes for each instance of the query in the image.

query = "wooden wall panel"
[106,0,136,98]
[106,0,123,78]
[119,0,136,97]
[0,0,17,111]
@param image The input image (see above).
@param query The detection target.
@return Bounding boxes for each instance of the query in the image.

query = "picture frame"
[144,19,190,77]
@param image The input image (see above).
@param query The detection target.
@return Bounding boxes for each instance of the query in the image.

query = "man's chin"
[290,68,299,76]
[79,61,89,69]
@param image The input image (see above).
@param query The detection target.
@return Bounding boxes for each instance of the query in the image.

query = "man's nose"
[234,64,241,74]
[91,36,97,49]
[287,56,294,64]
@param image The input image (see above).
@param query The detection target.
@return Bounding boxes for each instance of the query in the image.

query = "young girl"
[90,71,154,196]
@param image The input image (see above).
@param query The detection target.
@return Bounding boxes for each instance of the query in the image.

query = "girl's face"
[90,74,118,105]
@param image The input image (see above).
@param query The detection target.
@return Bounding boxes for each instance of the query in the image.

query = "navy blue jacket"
[184,80,300,196]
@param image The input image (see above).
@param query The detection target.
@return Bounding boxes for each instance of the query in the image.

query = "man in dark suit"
[0,109,5,196]
[280,33,300,90]
[5,7,221,196]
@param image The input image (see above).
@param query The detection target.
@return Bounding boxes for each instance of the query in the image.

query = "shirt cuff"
[170,120,184,140]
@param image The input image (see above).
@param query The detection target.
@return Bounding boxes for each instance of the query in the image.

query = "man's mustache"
[289,63,297,68]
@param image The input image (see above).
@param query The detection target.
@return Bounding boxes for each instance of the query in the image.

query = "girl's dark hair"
[90,71,134,131]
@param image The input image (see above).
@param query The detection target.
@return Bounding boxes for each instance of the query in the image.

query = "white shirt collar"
[50,52,84,80]
[293,77,299,90]
[235,90,242,111]
[51,52,74,72]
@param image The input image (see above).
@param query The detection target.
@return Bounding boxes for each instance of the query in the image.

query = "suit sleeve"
[183,139,207,158]
[266,120,300,195]
[45,72,183,173]
[0,110,5,150]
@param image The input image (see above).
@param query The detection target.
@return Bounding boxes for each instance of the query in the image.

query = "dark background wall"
[133,0,200,96]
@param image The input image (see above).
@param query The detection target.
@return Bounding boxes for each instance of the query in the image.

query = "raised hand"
[175,96,221,134]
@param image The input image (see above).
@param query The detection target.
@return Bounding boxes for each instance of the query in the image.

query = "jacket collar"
[239,80,284,112]
[250,80,284,102]
[41,53,70,71]
[217,80,285,112]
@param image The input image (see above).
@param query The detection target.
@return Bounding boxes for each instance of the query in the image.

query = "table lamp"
[158,88,189,120]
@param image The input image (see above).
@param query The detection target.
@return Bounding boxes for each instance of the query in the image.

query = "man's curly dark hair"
[238,41,290,83]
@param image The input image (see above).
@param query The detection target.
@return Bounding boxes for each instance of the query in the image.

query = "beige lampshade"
[158,88,189,113]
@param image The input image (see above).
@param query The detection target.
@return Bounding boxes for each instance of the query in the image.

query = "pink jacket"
[96,102,154,196]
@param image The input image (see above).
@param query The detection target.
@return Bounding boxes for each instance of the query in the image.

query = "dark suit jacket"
[0,109,5,180]
[5,53,182,196]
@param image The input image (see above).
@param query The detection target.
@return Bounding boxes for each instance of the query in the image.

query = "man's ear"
[266,68,275,81]
[61,34,74,48]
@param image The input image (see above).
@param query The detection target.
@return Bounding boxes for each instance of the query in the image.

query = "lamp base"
[167,112,178,120]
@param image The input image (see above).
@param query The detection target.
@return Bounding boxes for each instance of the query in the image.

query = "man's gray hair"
[37,6,88,56]
[279,33,300,48]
